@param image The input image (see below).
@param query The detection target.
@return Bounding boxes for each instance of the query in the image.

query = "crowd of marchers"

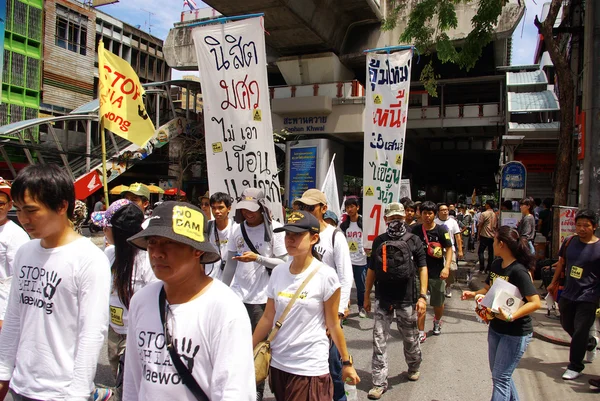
[0,164,597,401]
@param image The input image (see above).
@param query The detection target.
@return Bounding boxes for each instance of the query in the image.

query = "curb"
[532,329,571,347]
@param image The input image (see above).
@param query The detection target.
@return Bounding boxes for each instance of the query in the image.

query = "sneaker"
[445,289,452,298]
[407,370,421,381]
[433,320,442,335]
[587,337,598,363]
[419,332,427,343]
[93,388,112,401]
[359,308,367,318]
[367,386,387,400]
[562,369,582,380]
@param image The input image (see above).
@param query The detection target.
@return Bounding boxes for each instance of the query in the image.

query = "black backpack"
[374,233,415,282]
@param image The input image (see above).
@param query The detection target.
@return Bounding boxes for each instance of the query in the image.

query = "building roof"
[507,91,560,112]
[508,122,560,131]
[507,70,548,86]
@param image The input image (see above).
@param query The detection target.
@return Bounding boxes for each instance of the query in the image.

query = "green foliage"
[385,0,507,95]
[420,61,440,97]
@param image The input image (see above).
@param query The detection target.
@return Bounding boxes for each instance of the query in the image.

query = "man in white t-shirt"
[296,188,353,401]
[435,202,463,298]
[221,188,287,401]
[124,201,255,400]
[340,197,368,319]
[0,179,29,329]
[0,164,111,401]
[204,192,238,281]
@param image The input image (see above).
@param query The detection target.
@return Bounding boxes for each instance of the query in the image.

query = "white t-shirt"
[267,260,340,376]
[0,220,30,320]
[105,246,157,334]
[435,217,460,247]
[313,224,353,315]
[205,218,237,281]
[0,237,111,401]
[227,220,286,304]
[345,221,367,266]
[123,280,255,401]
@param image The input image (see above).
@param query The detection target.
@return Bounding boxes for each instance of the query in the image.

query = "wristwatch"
[419,294,427,301]
[342,355,353,366]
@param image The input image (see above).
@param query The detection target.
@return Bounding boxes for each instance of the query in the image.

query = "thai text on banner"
[363,50,413,249]
[192,17,283,221]
[98,41,155,147]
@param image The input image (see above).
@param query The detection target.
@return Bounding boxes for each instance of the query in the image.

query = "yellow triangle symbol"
[253,109,262,121]
[365,186,374,196]
[373,94,382,104]
[395,154,403,165]
[349,242,358,252]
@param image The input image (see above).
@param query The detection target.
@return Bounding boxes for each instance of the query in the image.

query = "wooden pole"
[101,120,109,210]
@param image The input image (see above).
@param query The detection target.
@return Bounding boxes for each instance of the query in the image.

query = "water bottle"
[344,382,358,401]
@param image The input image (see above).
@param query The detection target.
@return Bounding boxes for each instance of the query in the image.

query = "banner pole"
[101,120,109,210]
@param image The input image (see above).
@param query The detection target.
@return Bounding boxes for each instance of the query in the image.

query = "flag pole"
[98,41,109,210]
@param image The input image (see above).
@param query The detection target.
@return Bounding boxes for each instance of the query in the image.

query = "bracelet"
[507,313,513,322]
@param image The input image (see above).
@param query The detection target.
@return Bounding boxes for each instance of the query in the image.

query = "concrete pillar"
[580,0,600,211]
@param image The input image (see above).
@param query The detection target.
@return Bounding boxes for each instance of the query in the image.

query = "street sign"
[501,161,526,199]
[74,170,102,200]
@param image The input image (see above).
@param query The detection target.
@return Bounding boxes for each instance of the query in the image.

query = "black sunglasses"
[299,203,322,212]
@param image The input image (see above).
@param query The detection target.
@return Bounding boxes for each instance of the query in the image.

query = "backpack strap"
[240,222,272,275]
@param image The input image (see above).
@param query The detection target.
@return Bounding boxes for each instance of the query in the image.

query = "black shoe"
[589,377,600,388]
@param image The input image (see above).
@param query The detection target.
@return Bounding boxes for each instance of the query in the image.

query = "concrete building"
[164,0,525,203]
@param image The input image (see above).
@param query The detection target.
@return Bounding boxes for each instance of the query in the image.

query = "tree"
[169,133,206,198]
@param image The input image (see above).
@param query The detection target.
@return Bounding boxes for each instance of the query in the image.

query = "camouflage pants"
[372,300,422,388]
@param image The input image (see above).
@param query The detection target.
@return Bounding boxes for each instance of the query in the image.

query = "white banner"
[363,50,413,248]
[192,18,283,221]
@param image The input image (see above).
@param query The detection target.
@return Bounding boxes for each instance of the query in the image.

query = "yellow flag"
[98,41,155,147]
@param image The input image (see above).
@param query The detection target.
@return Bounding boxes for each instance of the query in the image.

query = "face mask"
[386,219,407,239]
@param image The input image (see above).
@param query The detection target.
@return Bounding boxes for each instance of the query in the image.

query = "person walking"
[478,200,497,273]
[435,203,462,298]
[547,209,600,380]
[123,201,255,400]
[0,164,111,401]
[204,192,237,281]
[90,199,157,399]
[252,211,359,401]
[462,226,541,401]
[364,202,428,399]
[517,198,536,255]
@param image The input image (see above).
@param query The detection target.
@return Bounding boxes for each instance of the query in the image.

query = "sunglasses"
[298,203,321,212]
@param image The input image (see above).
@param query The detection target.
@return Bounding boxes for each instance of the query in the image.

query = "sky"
[98,0,545,78]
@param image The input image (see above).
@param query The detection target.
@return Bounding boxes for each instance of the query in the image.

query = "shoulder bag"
[422,225,444,259]
[253,264,322,384]
[159,287,209,401]
[241,222,273,275]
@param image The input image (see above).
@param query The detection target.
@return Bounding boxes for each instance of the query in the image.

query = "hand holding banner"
[98,41,155,147]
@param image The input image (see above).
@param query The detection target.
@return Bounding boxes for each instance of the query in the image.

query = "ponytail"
[496,226,536,273]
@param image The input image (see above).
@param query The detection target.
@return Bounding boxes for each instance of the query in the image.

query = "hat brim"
[385,211,406,218]
[236,200,260,212]
[127,226,221,264]
[296,196,322,206]
[274,225,316,234]
[0,188,11,199]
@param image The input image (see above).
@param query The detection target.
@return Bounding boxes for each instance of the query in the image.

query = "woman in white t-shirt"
[90,199,157,392]
[252,211,359,401]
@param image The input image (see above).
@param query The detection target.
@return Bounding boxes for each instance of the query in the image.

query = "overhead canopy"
[0,114,98,136]
[507,91,560,113]
[506,70,548,92]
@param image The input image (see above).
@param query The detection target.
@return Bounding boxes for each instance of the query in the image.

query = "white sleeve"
[6,229,29,277]
[271,230,287,257]
[0,260,23,380]
[209,312,256,401]
[333,230,353,315]
[123,298,141,401]
[65,252,111,400]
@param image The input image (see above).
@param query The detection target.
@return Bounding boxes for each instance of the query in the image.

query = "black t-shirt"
[411,223,453,278]
[538,208,552,238]
[485,259,537,336]
[559,236,600,303]
[369,232,427,305]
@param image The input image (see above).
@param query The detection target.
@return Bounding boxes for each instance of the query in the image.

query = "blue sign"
[502,162,526,190]
[289,147,317,205]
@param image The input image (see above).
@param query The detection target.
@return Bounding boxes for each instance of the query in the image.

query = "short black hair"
[575,209,598,226]
[344,197,359,208]
[210,192,233,208]
[449,209,456,217]
[403,200,416,211]
[534,198,542,206]
[11,164,75,218]
[420,201,437,213]
[542,198,553,208]
[502,200,513,210]
[399,196,412,205]
[485,200,495,209]
[437,202,448,210]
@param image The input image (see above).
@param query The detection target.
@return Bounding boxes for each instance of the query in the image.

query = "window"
[55,5,88,55]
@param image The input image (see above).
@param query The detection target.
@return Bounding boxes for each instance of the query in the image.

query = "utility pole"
[141,9,155,34]
[580,0,600,212]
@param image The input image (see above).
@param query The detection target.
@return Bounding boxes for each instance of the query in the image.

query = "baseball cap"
[236,188,264,212]
[122,182,150,200]
[384,202,406,218]
[274,211,320,234]
[323,210,339,225]
[127,201,220,264]
[0,178,11,200]
[90,199,143,232]
[297,189,327,206]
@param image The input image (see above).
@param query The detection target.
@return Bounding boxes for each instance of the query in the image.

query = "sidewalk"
[459,249,571,347]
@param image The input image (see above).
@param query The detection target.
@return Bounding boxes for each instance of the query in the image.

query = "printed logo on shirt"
[570,265,583,279]
[277,290,308,300]
[111,306,125,326]
[488,272,509,286]
[348,242,358,253]
[444,233,451,240]
[17,265,62,315]
[138,330,200,386]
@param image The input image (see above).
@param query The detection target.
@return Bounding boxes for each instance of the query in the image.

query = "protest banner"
[98,41,155,147]
[362,49,413,248]
[192,17,283,221]
[559,206,578,245]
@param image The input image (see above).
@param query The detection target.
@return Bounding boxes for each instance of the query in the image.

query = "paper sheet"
[481,278,522,309]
